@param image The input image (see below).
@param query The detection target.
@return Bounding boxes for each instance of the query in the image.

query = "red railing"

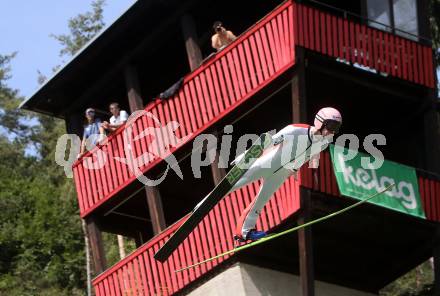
[92,150,440,295]
[73,1,295,217]
[295,3,436,88]
[92,176,301,295]
[73,0,436,218]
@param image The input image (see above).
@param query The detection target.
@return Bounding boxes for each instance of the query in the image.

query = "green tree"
[0,1,107,295]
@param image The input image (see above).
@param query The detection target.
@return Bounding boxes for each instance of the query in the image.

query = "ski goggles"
[323,119,341,133]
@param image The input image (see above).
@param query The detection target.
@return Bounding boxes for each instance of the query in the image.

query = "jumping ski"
[154,133,272,262]
[174,183,395,273]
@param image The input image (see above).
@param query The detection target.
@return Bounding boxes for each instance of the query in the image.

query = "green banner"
[330,145,425,219]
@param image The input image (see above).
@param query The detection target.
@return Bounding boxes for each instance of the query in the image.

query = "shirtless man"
[211,21,237,51]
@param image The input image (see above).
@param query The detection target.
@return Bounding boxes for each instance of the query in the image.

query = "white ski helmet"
[314,107,342,132]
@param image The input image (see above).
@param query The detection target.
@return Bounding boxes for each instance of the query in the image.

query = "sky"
[0,0,136,99]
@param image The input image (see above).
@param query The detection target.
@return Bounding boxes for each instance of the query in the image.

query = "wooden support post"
[181,14,203,71]
[298,187,315,296]
[145,185,166,234]
[292,47,307,123]
[86,216,107,274]
[124,64,166,234]
[209,132,226,185]
[124,65,144,111]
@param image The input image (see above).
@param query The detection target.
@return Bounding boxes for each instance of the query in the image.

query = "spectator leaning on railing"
[78,108,105,157]
[211,21,236,51]
[101,102,129,133]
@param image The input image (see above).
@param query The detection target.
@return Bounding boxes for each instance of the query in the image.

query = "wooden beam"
[298,187,315,296]
[292,47,307,123]
[123,64,167,235]
[181,14,203,71]
[209,132,226,185]
[124,65,144,111]
[145,185,166,234]
[85,216,107,274]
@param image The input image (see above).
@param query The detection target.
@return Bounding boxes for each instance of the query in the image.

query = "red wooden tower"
[22,0,440,295]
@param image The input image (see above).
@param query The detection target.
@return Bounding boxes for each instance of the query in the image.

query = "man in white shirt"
[101,102,129,133]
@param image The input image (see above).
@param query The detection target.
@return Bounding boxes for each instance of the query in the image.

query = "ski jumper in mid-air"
[231,107,342,242]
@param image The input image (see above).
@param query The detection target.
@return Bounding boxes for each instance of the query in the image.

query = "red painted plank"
[201,216,215,271]
[326,14,333,56]
[269,18,282,69]
[395,37,402,78]
[188,80,205,128]
[308,7,315,50]
[343,19,349,61]
[203,67,219,117]
[237,44,252,92]
[162,101,175,148]
[148,246,163,295]
[417,44,425,86]
[225,51,243,100]
[198,74,212,123]
[378,31,385,72]
[211,62,227,113]
[207,210,222,266]
[242,39,258,89]
[73,168,85,213]
[314,9,320,52]
[406,40,413,82]
[183,84,199,131]
[112,272,122,296]
[412,42,419,84]
[402,38,408,80]
[231,48,247,99]
[390,35,396,76]
[220,55,237,104]
[176,91,192,136]
[427,46,435,88]
[254,30,270,81]
[259,27,275,77]
[177,244,189,286]
[208,64,225,113]
[366,27,373,68]
[361,25,367,66]
[320,12,326,55]
[137,255,148,296]
[337,18,343,58]
[151,107,166,160]
[215,60,231,109]
[349,22,356,64]
[116,134,130,181]
[298,4,305,47]
[288,6,295,62]
[248,35,264,84]
[385,33,391,74]
[182,238,196,281]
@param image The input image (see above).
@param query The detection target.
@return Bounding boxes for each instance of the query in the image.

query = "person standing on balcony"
[101,102,129,133]
[79,108,105,157]
[233,107,342,242]
[211,21,236,51]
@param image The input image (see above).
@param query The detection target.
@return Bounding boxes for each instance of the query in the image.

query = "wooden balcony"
[91,151,440,295]
[73,0,436,218]
[92,175,301,295]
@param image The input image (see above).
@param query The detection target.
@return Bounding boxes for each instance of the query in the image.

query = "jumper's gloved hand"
[272,135,284,146]
[289,168,298,180]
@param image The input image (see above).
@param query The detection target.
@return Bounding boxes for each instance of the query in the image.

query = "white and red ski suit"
[231,123,332,240]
